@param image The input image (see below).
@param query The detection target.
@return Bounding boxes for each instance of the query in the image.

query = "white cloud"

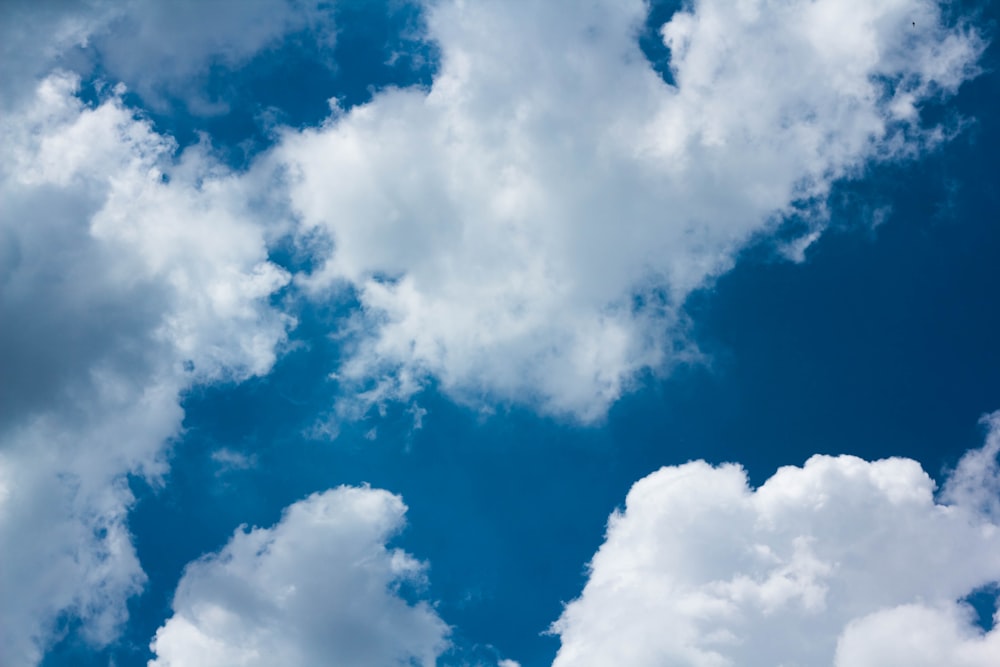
[834,601,1000,667]
[149,486,450,667]
[0,2,320,664]
[0,73,292,664]
[0,381,180,667]
[550,413,1000,667]
[0,1,991,662]
[276,0,984,421]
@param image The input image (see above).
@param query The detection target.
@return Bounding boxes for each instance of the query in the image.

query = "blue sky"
[3,1,1000,666]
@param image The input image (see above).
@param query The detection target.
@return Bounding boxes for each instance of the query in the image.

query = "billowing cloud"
[149,486,450,667]
[0,1,329,661]
[0,1,991,663]
[0,383,180,667]
[276,0,983,421]
[550,413,1000,666]
[0,73,292,664]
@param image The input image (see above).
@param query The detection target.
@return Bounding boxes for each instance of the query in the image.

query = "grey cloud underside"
[0,183,166,429]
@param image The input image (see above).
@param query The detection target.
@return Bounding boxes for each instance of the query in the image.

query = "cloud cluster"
[551,415,1000,666]
[277,0,983,420]
[149,486,450,667]
[0,0,992,664]
[0,73,291,664]
[0,1,316,658]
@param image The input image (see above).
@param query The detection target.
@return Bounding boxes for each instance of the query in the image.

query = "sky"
[1,0,999,665]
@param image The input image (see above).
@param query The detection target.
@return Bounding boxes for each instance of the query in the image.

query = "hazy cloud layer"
[0,0,335,114]
[551,414,1000,666]
[149,486,450,667]
[278,0,983,420]
[90,0,337,114]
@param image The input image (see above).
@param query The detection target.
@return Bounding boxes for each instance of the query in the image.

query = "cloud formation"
[551,414,1000,666]
[277,0,983,420]
[149,486,450,667]
[0,73,291,665]
[0,1,991,663]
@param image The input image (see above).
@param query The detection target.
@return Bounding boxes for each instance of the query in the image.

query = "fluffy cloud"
[149,486,450,667]
[0,383,181,667]
[0,1,991,662]
[550,413,1000,666]
[0,73,292,664]
[277,0,983,421]
[834,602,1000,667]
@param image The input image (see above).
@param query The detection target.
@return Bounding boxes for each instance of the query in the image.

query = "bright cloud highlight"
[278,0,983,420]
[149,486,450,667]
[551,414,1000,666]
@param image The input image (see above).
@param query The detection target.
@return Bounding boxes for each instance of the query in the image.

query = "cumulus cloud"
[550,414,1000,666]
[0,0,991,662]
[0,383,181,667]
[0,73,292,664]
[149,486,450,667]
[0,1,331,660]
[276,0,984,421]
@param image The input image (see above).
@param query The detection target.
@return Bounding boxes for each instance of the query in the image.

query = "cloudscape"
[1,0,998,665]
